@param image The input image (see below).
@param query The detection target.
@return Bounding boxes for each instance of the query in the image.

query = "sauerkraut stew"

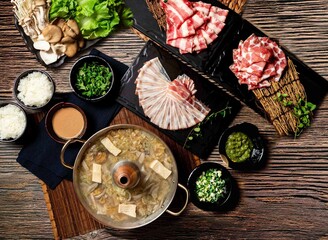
[77,127,175,224]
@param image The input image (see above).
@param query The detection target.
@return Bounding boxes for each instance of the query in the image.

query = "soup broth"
[78,128,174,223]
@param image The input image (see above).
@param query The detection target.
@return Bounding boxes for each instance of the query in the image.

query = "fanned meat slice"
[135,58,210,130]
[168,74,197,105]
[135,58,170,94]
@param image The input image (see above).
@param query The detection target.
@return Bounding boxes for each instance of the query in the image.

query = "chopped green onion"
[195,168,226,203]
[75,62,112,98]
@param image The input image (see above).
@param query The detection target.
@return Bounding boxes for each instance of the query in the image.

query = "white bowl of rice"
[0,102,27,142]
[14,70,55,111]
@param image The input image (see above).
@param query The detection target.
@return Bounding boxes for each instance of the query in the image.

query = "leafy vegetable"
[274,92,316,137]
[183,104,232,148]
[75,62,112,98]
[293,98,316,137]
[120,5,134,27]
[49,0,78,20]
[49,0,134,40]
[195,169,226,203]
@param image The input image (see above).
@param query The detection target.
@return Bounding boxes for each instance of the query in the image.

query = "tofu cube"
[92,163,102,183]
[101,137,121,156]
[118,204,137,218]
[150,160,172,179]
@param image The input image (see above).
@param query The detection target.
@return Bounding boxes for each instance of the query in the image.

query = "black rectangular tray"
[117,41,241,159]
[14,18,100,68]
[208,19,328,115]
[125,0,242,73]
[125,0,328,117]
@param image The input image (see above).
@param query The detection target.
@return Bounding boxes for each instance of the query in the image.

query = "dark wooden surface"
[0,0,327,239]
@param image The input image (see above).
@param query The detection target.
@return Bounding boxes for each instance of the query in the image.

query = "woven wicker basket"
[252,59,306,136]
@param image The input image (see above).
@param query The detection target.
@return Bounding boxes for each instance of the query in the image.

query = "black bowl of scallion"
[187,162,233,211]
[70,55,115,102]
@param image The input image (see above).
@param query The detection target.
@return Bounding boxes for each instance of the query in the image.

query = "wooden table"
[0,0,327,239]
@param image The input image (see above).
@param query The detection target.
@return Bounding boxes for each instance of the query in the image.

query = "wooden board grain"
[1,0,328,239]
[42,107,200,239]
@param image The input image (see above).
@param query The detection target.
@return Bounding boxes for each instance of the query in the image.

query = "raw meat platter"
[117,41,241,158]
[125,0,328,119]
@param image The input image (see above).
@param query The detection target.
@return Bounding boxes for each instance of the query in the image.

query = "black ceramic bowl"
[45,102,87,144]
[218,122,265,170]
[14,70,55,112]
[69,55,115,102]
[0,102,27,143]
[187,162,233,211]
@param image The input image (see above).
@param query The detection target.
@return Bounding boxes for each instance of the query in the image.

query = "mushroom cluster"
[34,19,85,65]
[12,0,84,65]
[12,0,50,41]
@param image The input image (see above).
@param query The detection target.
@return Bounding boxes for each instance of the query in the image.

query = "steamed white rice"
[17,71,54,107]
[0,104,26,140]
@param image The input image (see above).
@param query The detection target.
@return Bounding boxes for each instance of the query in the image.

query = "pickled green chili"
[195,169,226,203]
[225,132,253,163]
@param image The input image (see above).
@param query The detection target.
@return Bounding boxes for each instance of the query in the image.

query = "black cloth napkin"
[17,49,129,189]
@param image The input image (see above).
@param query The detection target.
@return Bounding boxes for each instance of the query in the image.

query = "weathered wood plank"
[0,0,327,239]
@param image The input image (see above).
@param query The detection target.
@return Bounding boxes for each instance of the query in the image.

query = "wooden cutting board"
[41,108,200,239]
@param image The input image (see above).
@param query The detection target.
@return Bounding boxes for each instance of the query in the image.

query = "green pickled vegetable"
[75,62,112,98]
[225,132,253,163]
[195,168,226,203]
[274,92,316,137]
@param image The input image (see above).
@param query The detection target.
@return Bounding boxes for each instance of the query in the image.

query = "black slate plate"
[117,41,241,159]
[125,0,328,118]
[125,0,242,73]
[209,19,328,116]
[14,18,101,68]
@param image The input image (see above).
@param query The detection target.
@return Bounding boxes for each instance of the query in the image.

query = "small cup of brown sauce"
[45,102,87,143]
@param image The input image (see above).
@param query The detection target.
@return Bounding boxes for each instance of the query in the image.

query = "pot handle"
[60,138,86,170]
[166,183,189,216]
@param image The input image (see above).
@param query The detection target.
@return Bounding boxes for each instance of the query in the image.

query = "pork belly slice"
[160,0,194,26]
[162,0,229,54]
[135,58,210,130]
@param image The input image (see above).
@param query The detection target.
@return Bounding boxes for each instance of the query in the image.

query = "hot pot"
[60,124,189,229]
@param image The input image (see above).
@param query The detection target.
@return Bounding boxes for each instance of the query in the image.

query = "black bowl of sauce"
[45,102,87,144]
[218,122,265,170]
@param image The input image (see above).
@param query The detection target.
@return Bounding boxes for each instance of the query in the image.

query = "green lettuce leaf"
[49,0,78,20]
[49,0,134,40]
[120,6,134,27]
